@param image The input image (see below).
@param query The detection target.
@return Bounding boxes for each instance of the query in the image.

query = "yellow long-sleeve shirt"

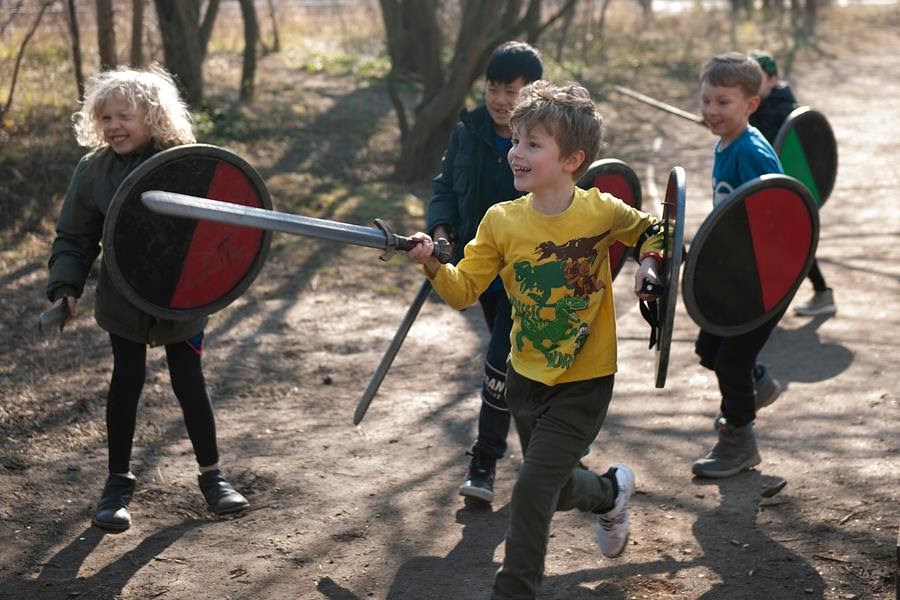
[430,186,663,385]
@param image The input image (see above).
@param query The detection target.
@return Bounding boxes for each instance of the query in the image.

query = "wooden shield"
[103,144,273,320]
[773,106,838,208]
[654,166,686,388]
[683,175,819,337]
[577,158,643,278]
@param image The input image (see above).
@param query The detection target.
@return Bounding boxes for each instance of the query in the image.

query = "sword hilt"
[39,302,70,333]
[374,218,452,264]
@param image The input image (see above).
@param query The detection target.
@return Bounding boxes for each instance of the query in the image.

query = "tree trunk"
[65,0,85,100]
[130,0,144,66]
[385,0,577,181]
[803,0,817,34]
[266,0,280,53]
[96,0,117,70]
[199,0,220,60]
[152,0,203,104]
[238,0,259,102]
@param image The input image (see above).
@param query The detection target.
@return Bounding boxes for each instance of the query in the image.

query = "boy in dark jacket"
[749,49,837,317]
[426,41,543,504]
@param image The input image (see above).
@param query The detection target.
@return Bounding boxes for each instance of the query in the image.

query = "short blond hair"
[700,52,764,99]
[508,80,602,179]
[72,64,195,149]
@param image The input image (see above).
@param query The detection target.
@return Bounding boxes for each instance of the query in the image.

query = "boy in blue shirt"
[427,41,543,504]
[693,52,786,478]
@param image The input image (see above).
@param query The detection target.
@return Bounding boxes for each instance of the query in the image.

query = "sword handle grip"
[39,303,69,333]
[395,236,453,264]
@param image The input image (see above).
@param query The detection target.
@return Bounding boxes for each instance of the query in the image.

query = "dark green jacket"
[47,146,208,346]
[427,105,520,261]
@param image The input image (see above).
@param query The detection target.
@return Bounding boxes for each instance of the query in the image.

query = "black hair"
[485,41,543,84]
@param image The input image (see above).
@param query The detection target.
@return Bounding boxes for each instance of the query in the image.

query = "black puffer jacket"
[426,105,521,260]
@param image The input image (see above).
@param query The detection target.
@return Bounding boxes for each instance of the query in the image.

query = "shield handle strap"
[374,218,452,264]
[638,277,663,349]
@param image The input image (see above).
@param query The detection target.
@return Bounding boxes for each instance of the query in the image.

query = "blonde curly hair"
[72,64,195,149]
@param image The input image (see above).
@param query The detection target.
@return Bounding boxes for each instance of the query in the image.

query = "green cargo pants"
[492,368,617,600]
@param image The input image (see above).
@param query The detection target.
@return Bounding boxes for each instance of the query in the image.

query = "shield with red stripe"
[577,158,642,278]
[102,144,272,320]
[682,175,819,337]
[773,106,838,208]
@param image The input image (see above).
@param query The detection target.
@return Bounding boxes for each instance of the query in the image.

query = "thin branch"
[0,0,26,36]
[0,0,54,121]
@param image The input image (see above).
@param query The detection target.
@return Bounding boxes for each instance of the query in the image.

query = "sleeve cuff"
[639,251,663,269]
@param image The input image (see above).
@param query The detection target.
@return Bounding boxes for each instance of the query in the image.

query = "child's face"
[100,94,152,154]
[508,123,582,194]
[485,76,528,136]
[700,82,760,146]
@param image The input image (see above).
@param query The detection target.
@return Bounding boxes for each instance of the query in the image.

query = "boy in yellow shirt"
[407,81,664,600]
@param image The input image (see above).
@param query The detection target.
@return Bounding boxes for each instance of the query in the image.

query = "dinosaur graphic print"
[511,230,610,369]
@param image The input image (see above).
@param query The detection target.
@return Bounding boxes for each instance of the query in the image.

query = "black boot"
[692,417,761,478]
[93,473,136,531]
[458,449,496,503]
[198,470,249,515]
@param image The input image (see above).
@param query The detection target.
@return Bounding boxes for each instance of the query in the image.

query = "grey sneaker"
[595,464,635,558]
[754,364,782,410]
[794,289,836,316]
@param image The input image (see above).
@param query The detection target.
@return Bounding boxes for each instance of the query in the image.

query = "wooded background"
[1,0,827,181]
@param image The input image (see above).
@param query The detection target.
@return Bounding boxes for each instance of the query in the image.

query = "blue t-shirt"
[711,126,783,206]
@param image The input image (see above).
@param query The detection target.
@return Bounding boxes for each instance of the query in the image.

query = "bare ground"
[1,26,899,600]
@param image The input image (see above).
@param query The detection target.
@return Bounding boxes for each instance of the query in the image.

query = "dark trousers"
[107,333,219,474]
[807,258,828,291]
[473,290,513,459]
[694,310,784,427]
[492,369,617,600]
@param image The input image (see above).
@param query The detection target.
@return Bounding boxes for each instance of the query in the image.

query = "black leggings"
[807,258,828,291]
[107,333,219,474]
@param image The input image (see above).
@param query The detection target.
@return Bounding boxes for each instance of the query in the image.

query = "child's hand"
[634,256,662,300]
[64,296,78,319]
[432,225,456,260]
[405,232,441,276]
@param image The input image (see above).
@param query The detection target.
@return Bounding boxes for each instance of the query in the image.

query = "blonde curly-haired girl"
[47,65,248,531]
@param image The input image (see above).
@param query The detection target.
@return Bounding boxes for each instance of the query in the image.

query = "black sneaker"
[198,470,249,515]
[458,450,496,503]
[93,472,136,531]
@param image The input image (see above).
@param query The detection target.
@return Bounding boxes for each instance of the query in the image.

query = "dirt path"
[1,38,898,600]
